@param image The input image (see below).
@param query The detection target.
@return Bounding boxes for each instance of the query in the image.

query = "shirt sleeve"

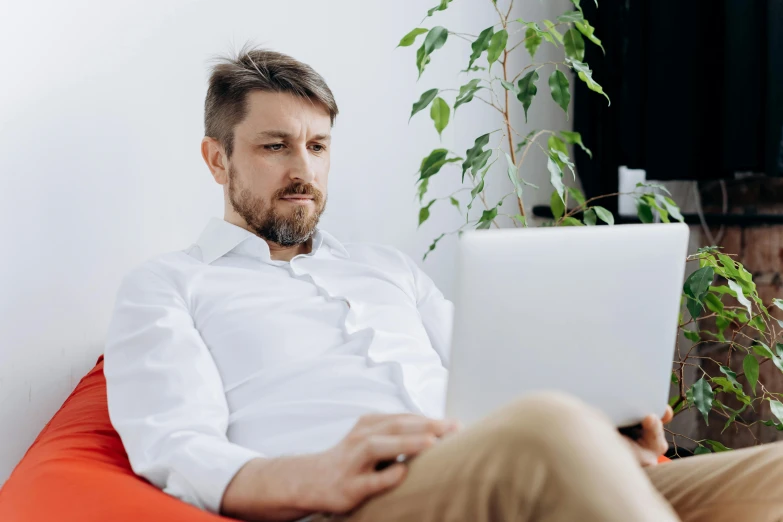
[401,253,455,366]
[103,263,263,514]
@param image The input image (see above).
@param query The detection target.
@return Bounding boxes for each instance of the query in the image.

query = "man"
[104,47,783,522]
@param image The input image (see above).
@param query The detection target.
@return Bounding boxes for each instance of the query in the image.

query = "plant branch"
[501,46,525,219]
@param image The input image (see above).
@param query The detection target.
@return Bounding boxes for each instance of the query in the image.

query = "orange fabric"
[0,356,236,522]
[658,455,671,464]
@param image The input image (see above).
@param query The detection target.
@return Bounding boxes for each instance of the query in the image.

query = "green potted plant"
[399,0,783,454]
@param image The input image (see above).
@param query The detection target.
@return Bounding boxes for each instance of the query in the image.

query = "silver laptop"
[445,223,689,427]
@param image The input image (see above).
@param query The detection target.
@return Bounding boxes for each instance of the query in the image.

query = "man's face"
[225,90,331,247]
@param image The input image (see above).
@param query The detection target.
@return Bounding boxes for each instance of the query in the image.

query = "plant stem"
[502,47,525,220]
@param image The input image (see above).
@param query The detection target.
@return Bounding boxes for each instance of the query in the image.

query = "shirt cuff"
[163,441,264,515]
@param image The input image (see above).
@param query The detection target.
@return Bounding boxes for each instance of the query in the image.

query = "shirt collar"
[194,218,349,265]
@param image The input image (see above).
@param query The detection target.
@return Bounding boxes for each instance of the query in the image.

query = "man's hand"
[623,406,674,467]
[221,413,459,521]
[297,413,460,513]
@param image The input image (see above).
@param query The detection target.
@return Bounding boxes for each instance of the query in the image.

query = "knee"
[494,391,605,432]
[477,391,612,461]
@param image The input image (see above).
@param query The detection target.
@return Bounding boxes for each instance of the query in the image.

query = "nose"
[288,146,316,185]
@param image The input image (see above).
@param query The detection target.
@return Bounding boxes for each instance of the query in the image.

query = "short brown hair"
[204,46,339,158]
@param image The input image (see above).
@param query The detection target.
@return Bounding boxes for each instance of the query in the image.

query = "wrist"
[221,456,314,520]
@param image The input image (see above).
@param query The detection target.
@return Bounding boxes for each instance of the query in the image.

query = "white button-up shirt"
[104,218,453,514]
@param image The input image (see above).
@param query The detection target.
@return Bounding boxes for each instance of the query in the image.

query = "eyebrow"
[255,130,331,142]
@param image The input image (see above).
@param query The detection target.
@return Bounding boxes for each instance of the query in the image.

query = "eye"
[311,144,326,153]
[265,143,285,151]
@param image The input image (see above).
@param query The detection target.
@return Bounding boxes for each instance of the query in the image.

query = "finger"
[355,462,407,498]
[641,415,668,455]
[624,437,657,467]
[370,415,458,438]
[662,405,674,424]
[360,434,437,463]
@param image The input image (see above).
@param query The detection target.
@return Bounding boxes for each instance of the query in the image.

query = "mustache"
[275,183,324,201]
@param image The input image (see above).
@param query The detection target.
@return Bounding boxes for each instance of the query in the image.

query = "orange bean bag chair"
[0,355,237,522]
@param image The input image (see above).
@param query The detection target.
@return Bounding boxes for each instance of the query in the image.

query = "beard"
[228,165,327,247]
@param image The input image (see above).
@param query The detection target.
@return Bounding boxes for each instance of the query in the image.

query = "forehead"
[236,90,331,137]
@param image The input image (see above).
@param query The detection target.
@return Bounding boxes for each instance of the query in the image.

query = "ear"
[201,137,229,185]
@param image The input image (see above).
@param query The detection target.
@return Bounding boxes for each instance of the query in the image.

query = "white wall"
[0,0,572,482]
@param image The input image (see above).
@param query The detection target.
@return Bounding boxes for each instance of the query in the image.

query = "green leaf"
[583,208,597,226]
[575,20,604,53]
[659,196,684,223]
[417,178,429,202]
[468,27,494,69]
[567,186,586,206]
[776,343,783,358]
[468,158,495,211]
[500,80,516,92]
[430,97,450,137]
[705,439,731,452]
[719,366,742,391]
[635,182,672,196]
[773,298,783,312]
[548,70,571,116]
[563,28,585,62]
[559,131,592,158]
[462,133,491,182]
[642,193,669,223]
[751,314,767,333]
[516,70,539,123]
[550,190,566,220]
[423,233,445,261]
[561,217,584,226]
[424,26,448,54]
[415,44,431,78]
[684,267,715,302]
[557,10,585,23]
[752,343,775,359]
[524,27,543,59]
[418,199,436,227]
[410,89,439,120]
[547,156,565,203]
[593,206,614,226]
[762,419,783,431]
[418,148,459,181]
[671,370,679,385]
[505,152,523,199]
[512,214,527,227]
[548,135,569,157]
[691,377,714,425]
[703,293,724,314]
[637,201,654,223]
[518,19,557,46]
[743,354,759,395]
[694,446,712,455]
[426,0,453,16]
[571,0,583,12]
[569,59,610,105]
[728,279,753,316]
[487,29,508,64]
[398,28,429,48]
[771,399,783,425]
[416,26,448,78]
[542,20,564,44]
[476,207,498,229]
[418,148,447,177]
[454,79,484,110]
[684,329,700,342]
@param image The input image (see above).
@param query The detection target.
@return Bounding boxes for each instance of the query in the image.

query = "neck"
[267,238,312,262]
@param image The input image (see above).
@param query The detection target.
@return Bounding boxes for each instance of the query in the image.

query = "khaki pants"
[324,393,783,522]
